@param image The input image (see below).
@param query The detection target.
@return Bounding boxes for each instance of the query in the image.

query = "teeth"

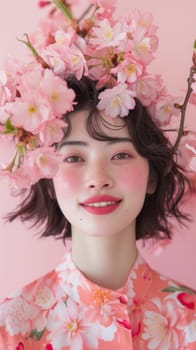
[85,201,117,207]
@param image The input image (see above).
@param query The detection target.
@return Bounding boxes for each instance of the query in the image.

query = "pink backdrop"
[0,0,196,300]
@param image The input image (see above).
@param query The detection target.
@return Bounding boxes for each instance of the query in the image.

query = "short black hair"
[6,76,191,242]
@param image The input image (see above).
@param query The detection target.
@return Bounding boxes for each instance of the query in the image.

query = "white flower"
[0,297,39,336]
[97,84,136,118]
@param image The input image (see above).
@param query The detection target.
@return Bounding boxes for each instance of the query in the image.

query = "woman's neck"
[71,228,137,290]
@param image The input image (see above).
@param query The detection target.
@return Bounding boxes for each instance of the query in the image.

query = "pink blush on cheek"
[118,166,149,189]
[54,168,79,193]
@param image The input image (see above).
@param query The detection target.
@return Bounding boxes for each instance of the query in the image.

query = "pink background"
[0,0,195,300]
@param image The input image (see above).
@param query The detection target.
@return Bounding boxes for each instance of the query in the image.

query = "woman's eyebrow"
[58,138,132,149]
[58,141,88,149]
[107,137,132,145]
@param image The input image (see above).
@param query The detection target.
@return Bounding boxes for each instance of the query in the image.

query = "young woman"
[0,76,195,350]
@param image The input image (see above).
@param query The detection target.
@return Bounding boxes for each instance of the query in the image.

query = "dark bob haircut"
[6,76,191,242]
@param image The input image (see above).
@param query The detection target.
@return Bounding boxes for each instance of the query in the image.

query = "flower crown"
[0,0,195,190]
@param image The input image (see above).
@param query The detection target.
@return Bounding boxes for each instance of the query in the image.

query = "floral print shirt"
[0,250,196,350]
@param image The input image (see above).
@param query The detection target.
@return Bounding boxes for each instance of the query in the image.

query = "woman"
[0,76,195,350]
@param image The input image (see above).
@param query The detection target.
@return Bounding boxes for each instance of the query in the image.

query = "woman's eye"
[112,153,131,160]
[64,155,84,163]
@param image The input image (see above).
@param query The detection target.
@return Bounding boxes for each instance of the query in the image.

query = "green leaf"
[5,119,16,133]
[194,40,196,50]
[28,328,46,341]
[162,285,196,295]
[162,287,181,293]
[53,0,73,20]
[17,33,39,59]
[178,285,196,295]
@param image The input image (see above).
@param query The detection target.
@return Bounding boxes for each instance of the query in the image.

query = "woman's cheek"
[117,163,149,189]
[54,167,80,194]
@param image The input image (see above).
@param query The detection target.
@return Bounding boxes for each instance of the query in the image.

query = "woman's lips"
[80,195,121,215]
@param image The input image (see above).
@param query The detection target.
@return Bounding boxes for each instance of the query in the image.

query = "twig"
[173,62,196,153]
[77,4,95,23]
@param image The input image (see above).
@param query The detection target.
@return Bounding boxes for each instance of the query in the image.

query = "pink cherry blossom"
[132,74,163,106]
[128,9,158,37]
[64,46,88,80]
[54,28,76,47]
[123,10,159,64]
[89,19,126,50]
[42,46,66,75]
[10,94,51,133]
[21,147,62,185]
[30,11,70,49]
[112,54,144,84]
[149,95,180,126]
[40,69,75,117]
[97,84,136,118]
[0,168,31,189]
[17,68,43,95]
[38,119,67,146]
[131,34,158,65]
[1,147,62,189]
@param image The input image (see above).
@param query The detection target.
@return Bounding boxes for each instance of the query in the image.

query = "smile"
[80,200,121,215]
[85,201,117,208]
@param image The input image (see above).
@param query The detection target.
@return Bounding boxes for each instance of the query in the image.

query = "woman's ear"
[147,168,157,194]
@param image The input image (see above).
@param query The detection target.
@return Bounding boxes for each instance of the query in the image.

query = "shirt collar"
[55,245,153,309]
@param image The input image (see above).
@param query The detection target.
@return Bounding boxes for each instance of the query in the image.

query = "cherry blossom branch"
[53,0,73,20]
[77,4,95,23]
[173,42,196,154]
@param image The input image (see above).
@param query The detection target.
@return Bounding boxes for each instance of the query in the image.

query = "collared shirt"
[0,250,196,350]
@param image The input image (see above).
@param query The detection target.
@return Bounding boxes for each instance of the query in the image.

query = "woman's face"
[53,109,153,238]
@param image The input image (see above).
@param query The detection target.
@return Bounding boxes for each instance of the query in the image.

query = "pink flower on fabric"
[183,319,196,343]
[40,69,75,117]
[97,84,136,118]
[0,297,39,336]
[89,19,126,49]
[142,298,185,349]
[39,118,67,146]
[15,342,25,350]
[112,54,144,84]
[47,299,100,350]
[177,293,196,310]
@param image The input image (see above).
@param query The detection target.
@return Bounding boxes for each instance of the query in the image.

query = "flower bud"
[38,1,51,7]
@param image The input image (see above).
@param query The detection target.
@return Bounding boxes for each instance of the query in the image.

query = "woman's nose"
[85,164,113,189]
